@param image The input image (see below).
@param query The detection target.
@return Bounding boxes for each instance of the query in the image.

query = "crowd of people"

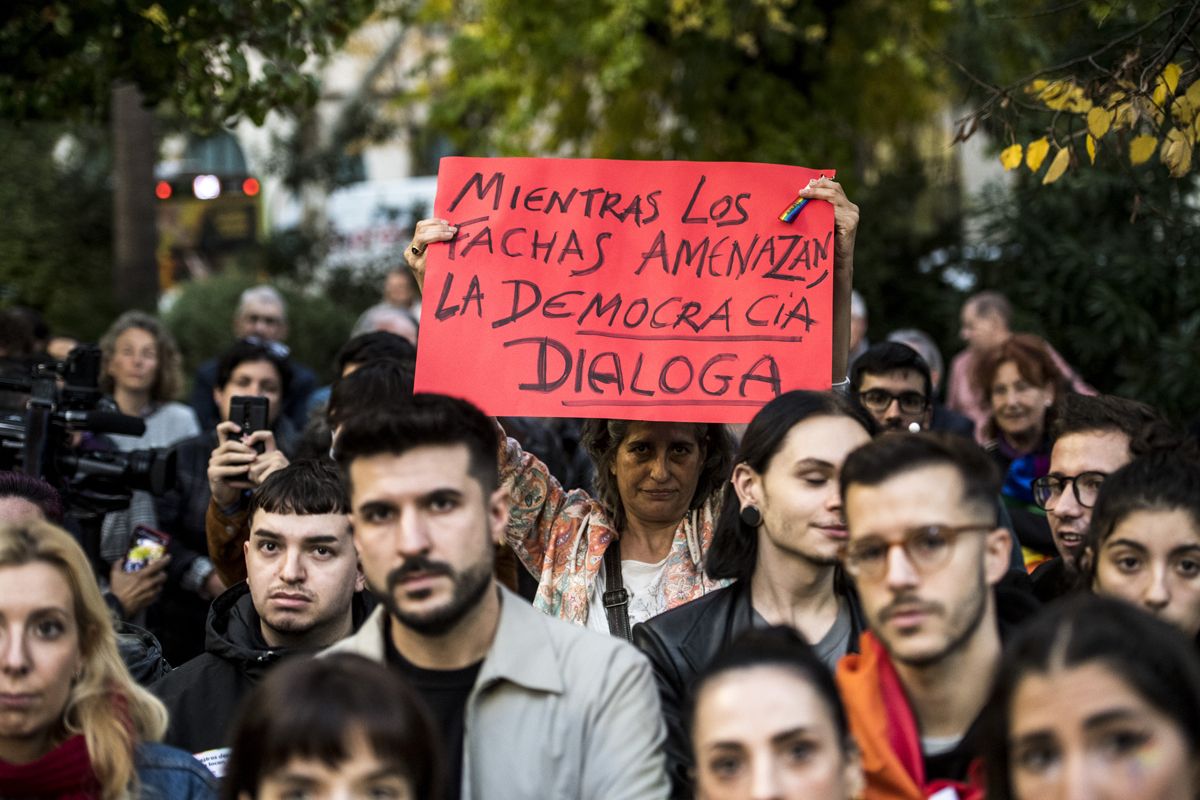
[2,177,1199,800]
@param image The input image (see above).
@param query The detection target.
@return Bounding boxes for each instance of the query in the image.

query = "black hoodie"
[151,581,374,755]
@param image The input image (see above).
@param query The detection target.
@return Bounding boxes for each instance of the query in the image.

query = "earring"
[739,505,762,527]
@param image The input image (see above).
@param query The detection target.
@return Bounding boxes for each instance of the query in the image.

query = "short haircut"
[979,594,1200,800]
[237,285,287,318]
[1084,449,1200,586]
[98,310,185,402]
[334,331,417,374]
[1053,393,1174,457]
[327,358,415,432]
[222,653,441,800]
[967,290,1012,325]
[334,393,500,495]
[850,290,867,320]
[582,419,733,533]
[850,341,933,401]
[840,432,1001,523]
[887,328,944,386]
[215,340,292,396]
[689,626,853,754]
[0,471,64,523]
[708,391,875,582]
[247,459,350,521]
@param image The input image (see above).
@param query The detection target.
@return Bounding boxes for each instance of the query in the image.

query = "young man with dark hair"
[1028,393,1170,601]
[836,433,1036,798]
[328,394,669,800]
[152,340,294,663]
[153,459,369,772]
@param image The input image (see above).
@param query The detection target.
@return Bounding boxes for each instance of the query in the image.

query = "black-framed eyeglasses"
[1032,472,1107,510]
[856,388,928,415]
[842,523,993,580]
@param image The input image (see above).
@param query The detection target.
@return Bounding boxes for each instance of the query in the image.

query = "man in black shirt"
[327,394,668,800]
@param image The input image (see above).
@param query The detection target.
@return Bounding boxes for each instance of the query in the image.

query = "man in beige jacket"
[326,393,668,800]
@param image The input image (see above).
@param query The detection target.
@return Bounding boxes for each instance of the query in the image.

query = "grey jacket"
[324,586,669,800]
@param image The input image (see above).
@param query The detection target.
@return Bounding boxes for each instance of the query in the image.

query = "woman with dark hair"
[1084,449,1200,640]
[404,178,863,636]
[222,653,440,800]
[690,626,863,800]
[635,390,874,797]
[972,333,1067,561]
[980,594,1200,799]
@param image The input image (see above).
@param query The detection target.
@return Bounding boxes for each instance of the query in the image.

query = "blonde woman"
[0,520,215,799]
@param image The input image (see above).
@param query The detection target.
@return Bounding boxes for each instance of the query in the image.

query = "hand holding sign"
[414,157,850,424]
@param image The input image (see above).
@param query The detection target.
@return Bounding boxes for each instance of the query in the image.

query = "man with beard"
[327,394,668,800]
[1028,393,1169,602]
[837,433,1035,799]
[152,459,370,774]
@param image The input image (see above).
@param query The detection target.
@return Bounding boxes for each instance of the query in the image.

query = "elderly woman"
[973,333,1066,560]
[97,311,200,626]
[404,178,861,634]
[0,520,214,798]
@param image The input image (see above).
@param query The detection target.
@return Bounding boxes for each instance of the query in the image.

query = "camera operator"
[151,340,297,663]
[96,312,199,623]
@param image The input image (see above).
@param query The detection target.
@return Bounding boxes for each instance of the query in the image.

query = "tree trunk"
[111,82,159,310]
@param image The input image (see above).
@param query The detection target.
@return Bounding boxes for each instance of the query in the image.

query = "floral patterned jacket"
[501,436,728,627]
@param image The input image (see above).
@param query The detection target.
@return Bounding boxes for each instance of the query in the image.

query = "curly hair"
[0,521,168,799]
[98,310,185,403]
[580,419,734,532]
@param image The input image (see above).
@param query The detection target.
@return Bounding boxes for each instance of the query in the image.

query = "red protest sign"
[414,157,836,423]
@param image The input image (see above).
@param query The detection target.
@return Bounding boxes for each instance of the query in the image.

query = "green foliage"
[415,0,954,172]
[164,272,357,385]
[962,166,1200,424]
[0,0,381,129]
[0,122,118,340]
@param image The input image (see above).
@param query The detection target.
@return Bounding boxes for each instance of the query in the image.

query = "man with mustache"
[152,459,371,773]
[836,433,1036,799]
[327,394,669,800]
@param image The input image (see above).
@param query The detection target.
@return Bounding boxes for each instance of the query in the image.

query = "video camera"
[0,345,176,521]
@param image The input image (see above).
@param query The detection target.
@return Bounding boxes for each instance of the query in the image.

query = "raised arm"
[796,177,859,383]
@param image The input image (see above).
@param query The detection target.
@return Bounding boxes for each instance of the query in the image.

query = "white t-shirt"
[586,555,671,635]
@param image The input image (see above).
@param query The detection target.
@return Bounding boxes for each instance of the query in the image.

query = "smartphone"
[124,526,170,572]
[229,395,269,454]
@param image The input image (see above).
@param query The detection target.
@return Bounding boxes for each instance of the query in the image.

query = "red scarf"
[0,734,100,799]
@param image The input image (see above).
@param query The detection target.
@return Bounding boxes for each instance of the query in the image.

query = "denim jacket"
[136,742,217,799]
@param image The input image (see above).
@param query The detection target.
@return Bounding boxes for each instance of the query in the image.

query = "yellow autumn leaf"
[1086,134,1097,164]
[1129,135,1157,166]
[1160,128,1192,177]
[1153,63,1183,107]
[1026,137,1051,171]
[139,3,170,31]
[1109,91,1134,130]
[999,143,1023,170]
[1087,107,1113,139]
[1043,147,1070,184]
[1026,79,1092,113]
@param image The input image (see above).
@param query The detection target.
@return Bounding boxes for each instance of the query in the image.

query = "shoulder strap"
[602,538,633,641]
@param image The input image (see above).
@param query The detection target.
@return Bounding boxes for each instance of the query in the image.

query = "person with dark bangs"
[222,653,440,800]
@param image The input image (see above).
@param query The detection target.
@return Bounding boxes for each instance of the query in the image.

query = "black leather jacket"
[633,578,866,799]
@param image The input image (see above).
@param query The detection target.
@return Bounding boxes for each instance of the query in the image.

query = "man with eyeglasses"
[1028,393,1167,603]
[836,433,1038,799]
[189,285,317,433]
[851,342,974,438]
